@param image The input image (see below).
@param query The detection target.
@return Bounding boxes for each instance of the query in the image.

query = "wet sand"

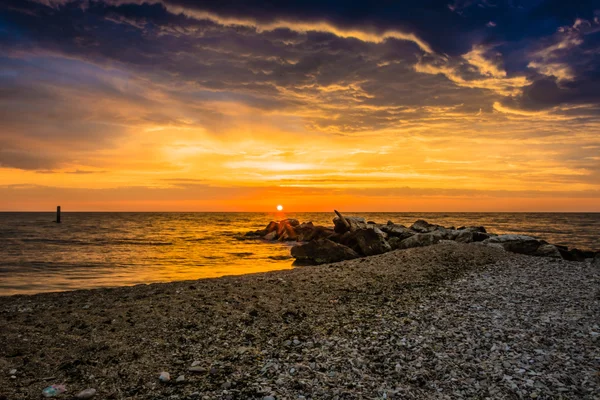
[0,242,598,399]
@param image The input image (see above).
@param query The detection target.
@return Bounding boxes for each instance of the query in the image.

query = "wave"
[20,238,173,246]
[228,252,254,257]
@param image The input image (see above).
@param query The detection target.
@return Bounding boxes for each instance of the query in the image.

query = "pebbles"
[0,243,598,399]
[75,388,96,399]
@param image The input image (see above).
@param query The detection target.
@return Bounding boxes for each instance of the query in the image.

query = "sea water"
[1,212,598,295]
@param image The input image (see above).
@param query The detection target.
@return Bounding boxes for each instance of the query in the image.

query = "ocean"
[1,212,598,295]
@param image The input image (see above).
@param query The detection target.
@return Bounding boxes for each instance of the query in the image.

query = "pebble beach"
[1,242,599,399]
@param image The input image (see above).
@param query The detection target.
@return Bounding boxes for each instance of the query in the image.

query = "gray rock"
[265,221,279,233]
[333,216,367,233]
[396,232,445,249]
[188,366,206,373]
[263,231,278,241]
[568,248,596,262]
[380,224,414,240]
[454,230,490,243]
[410,219,445,233]
[482,235,543,256]
[176,375,185,383]
[281,218,300,227]
[387,236,403,250]
[535,244,562,259]
[370,225,388,238]
[277,220,298,240]
[291,239,359,265]
[296,225,334,242]
[341,228,391,256]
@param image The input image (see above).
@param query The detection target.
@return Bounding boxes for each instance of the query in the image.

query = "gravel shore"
[1,242,598,399]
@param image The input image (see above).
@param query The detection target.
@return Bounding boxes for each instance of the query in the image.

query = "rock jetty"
[245,210,598,265]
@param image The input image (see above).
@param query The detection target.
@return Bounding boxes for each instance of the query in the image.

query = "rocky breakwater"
[245,218,334,242]
[246,211,599,265]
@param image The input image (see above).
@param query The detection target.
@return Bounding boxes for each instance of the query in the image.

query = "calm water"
[0,212,599,295]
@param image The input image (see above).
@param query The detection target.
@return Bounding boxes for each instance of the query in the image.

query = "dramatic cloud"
[0,0,598,210]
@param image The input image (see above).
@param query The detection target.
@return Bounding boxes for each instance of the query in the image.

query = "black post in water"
[56,206,61,223]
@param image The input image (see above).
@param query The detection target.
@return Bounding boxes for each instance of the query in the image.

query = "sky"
[0,0,599,211]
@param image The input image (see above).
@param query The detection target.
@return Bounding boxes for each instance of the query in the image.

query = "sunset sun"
[277,205,283,211]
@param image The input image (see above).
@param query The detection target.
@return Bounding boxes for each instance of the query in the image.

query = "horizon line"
[1,210,600,213]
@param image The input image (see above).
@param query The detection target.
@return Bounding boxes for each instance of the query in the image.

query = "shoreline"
[1,242,599,399]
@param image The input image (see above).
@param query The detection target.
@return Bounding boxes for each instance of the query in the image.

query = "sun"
[276,205,283,211]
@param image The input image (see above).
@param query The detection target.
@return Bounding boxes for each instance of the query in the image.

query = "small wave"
[228,252,254,257]
[109,240,173,246]
[268,255,292,261]
[21,238,92,245]
[20,238,173,246]
[183,237,211,242]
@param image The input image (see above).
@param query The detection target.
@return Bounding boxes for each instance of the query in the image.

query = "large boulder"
[486,236,585,260]
[275,219,299,240]
[410,219,445,233]
[387,236,409,250]
[333,216,367,233]
[294,222,314,241]
[297,225,334,242]
[453,230,490,243]
[380,224,414,240]
[278,223,298,241]
[482,234,562,258]
[265,221,279,233]
[340,229,392,256]
[291,239,359,265]
[555,245,575,261]
[535,244,563,259]
[482,235,541,255]
[370,225,388,239]
[263,231,278,241]
[396,232,445,250]
[457,226,487,233]
[568,248,596,262]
